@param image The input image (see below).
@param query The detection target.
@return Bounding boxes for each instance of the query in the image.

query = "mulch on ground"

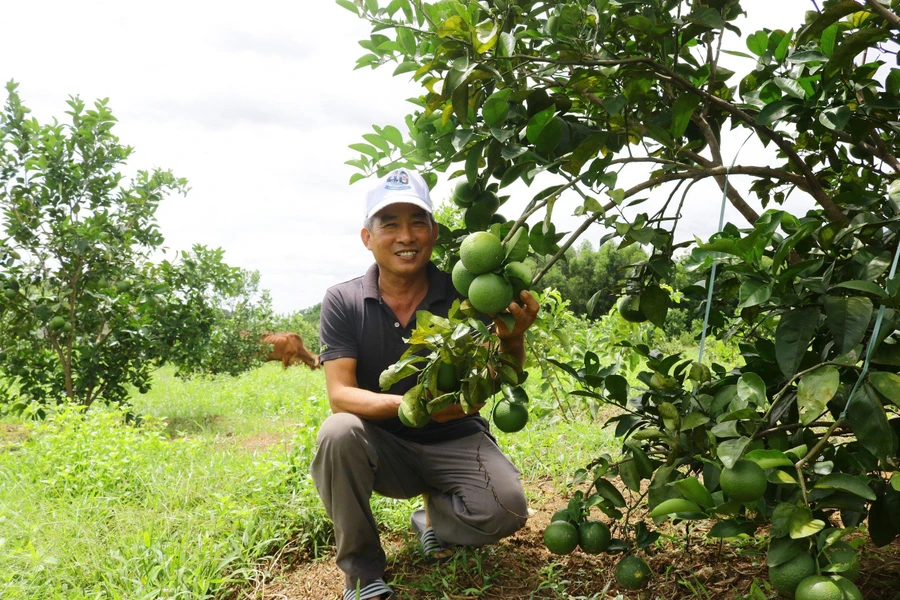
[252,481,900,600]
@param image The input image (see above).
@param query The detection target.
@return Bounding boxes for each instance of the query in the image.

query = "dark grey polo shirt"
[319,262,489,443]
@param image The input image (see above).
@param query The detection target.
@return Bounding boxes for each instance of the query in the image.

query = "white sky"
[1,1,815,312]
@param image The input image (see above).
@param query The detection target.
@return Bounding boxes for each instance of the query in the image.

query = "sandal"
[410,509,454,561]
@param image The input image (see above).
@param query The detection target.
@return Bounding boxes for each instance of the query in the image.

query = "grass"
[0,363,615,599]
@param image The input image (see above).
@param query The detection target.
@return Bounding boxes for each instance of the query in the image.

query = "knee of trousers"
[315,412,369,457]
[491,485,529,537]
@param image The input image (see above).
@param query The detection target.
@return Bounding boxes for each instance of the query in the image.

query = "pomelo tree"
[342,0,900,594]
[0,83,268,408]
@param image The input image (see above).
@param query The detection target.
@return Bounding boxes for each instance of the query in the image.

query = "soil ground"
[252,481,900,600]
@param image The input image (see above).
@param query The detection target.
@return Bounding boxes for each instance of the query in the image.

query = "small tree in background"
[0,83,265,408]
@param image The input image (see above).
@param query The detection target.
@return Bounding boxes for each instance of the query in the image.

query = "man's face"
[361,203,438,278]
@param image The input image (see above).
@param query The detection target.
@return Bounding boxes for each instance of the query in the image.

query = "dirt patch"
[231,432,287,454]
[163,414,225,437]
[252,483,900,600]
[0,423,29,451]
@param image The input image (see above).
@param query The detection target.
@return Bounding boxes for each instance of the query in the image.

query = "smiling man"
[312,168,539,600]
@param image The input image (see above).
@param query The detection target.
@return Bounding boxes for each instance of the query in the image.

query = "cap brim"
[365,196,432,219]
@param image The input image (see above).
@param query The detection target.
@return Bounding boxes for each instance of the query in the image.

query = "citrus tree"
[341,0,900,595]
[0,83,267,408]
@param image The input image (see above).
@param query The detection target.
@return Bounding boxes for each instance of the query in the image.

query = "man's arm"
[324,357,402,420]
[494,290,540,368]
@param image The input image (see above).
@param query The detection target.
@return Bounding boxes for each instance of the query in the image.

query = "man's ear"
[431,220,440,242]
[361,227,372,250]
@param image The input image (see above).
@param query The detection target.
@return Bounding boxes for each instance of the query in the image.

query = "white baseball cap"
[365,168,432,219]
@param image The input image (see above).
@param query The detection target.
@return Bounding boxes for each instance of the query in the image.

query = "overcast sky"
[1,1,814,313]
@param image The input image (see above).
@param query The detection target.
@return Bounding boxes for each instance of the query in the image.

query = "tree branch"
[864,0,900,29]
[513,54,848,223]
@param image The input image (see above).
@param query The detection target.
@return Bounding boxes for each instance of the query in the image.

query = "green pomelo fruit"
[720,459,767,502]
[820,543,860,582]
[474,190,500,213]
[460,232,504,275]
[615,556,652,590]
[49,316,65,330]
[468,273,513,315]
[578,520,611,554]
[452,180,479,206]
[543,521,578,555]
[617,294,647,323]
[551,508,571,523]
[3,289,16,299]
[770,552,817,599]
[115,280,132,293]
[831,576,863,600]
[464,203,494,231]
[493,400,528,433]
[436,361,460,392]
[61,321,73,332]
[504,261,532,286]
[795,576,844,600]
[452,261,478,296]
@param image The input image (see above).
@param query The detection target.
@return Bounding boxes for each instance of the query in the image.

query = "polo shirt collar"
[362,262,451,309]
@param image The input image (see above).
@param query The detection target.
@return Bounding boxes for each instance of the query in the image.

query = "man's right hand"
[429,401,486,423]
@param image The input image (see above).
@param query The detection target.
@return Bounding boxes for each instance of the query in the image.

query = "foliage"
[343,0,900,576]
[0,83,263,407]
[0,364,607,599]
[539,241,648,318]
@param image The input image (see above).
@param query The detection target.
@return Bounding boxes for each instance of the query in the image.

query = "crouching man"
[311,168,539,600]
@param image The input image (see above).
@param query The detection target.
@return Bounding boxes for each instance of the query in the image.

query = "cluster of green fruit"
[452,230,531,316]
[451,180,506,232]
[770,555,862,600]
[397,354,530,434]
[544,510,652,591]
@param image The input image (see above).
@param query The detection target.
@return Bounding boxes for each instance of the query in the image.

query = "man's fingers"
[520,290,539,314]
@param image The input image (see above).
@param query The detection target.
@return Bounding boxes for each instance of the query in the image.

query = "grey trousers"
[311,413,528,591]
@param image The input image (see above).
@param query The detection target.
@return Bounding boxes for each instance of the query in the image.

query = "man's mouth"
[396,250,418,257]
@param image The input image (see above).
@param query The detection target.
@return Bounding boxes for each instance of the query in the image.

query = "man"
[312,168,539,600]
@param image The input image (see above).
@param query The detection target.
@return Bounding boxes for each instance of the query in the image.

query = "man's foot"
[410,508,455,561]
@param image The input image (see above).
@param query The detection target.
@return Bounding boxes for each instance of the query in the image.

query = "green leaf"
[350,142,381,159]
[335,0,359,15]
[790,506,826,539]
[639,285,669,328]
[775,307,821,378]
[813,473,876,501]
[744,449,795,469]
[482,90,510,128]
[452,83,469,125]
[688,6,724,29]
[498,31,515,57]
[362,133,391,153]
[671,94,702,138]
[824,296,873,356]
[826,28,891,77]
[437,15,467,38]
[595,478,626,508]
[832,280,888,297]
[649,498,703,518]
[887,69,900,97]
[758,100,797,127]
[672,477,715,509]
[869,372,900,408]
[767,536,808,567]
[708,520,757,538]
[747,31,768,57]
[819,106,851,131]
[787,50,828,64]
[718,436,752,469]
[738,279,772,309]
[892,472,900,492]
[769,469,799,485]
[619,458,642,492]
[774,77,806,100]
[797,366,840,425]
[846,385,896,462]
[380,125,404,147]
[526,106,554,145]
[821,24,839,57]
[681,411,710,431]
[737,373,767,407]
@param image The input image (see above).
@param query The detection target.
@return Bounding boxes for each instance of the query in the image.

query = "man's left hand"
[494,290,540,340]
